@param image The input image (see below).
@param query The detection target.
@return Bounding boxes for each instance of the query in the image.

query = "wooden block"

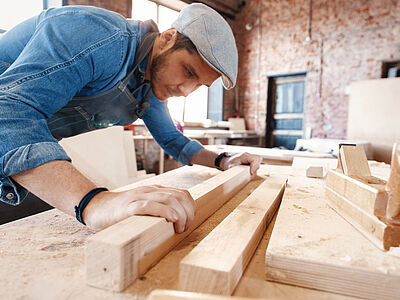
[325,186,400,250]
[228,117,246,130]
[180,176,287,295]
[86,166,252,292]
[147,289,260,300]
[339,145,371,178]
[306,166,326,178]
[265,166,400,300]
[326,170,387,219]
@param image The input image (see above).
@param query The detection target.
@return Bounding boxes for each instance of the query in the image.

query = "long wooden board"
[147,289,267,300]
[265,165,400,300]
[179,175,286,295]
[86,166,252,292]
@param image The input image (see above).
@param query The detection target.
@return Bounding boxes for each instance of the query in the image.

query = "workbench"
[0,164,358,300]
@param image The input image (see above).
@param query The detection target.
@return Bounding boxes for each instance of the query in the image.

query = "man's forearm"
[11,160,97,216]
[189,148,216,168]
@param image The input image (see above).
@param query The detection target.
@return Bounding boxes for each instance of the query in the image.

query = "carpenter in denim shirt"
[0,6,203,205]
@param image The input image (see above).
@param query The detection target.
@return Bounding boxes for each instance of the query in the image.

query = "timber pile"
[265,147,400,300]
[325,145,400,250]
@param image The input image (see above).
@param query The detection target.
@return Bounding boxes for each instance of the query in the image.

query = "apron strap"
[121,31,159,87]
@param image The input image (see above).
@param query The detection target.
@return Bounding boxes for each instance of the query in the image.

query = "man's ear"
[158,28,178,51]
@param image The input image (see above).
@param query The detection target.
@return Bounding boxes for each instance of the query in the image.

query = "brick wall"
[230,0,400,140]
[66,0,131,18]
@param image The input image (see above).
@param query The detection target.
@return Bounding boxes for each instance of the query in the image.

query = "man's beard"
[149,49,171,100]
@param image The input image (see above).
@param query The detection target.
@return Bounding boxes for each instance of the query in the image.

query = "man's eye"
[185,68,193,78]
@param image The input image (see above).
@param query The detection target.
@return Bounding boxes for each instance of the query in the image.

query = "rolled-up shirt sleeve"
[0,8,126,205]
[142,94,203,165]
[0,94,71,205]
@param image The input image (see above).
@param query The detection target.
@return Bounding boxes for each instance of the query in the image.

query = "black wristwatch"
[214,152,231,169]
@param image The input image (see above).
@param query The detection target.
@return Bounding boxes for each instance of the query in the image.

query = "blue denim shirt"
[0,6,203,205]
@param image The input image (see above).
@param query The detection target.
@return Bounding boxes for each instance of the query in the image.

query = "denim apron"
[47,31,158,140]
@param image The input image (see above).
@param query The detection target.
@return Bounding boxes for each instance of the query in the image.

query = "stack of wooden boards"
[265,148,400,300]
[86,165,287,295]
[325,145,400,250]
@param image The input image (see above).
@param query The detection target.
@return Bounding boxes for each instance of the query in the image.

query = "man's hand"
[190,148,262,175]
[220,152,262,175]
[83,185,196,232]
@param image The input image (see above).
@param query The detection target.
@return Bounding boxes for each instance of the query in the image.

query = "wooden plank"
[180,176,287,295]
[347,78,400,163]
[339,145,371,178]
[147,289,267,300]
[86,166,252,292]
[265,165,400,300]
[325,170,387,219]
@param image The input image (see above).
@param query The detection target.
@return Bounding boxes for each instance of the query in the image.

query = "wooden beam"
[326,169,387,219]
[147,289,260,300]
[180,176,287,295]
[86,166,252,291]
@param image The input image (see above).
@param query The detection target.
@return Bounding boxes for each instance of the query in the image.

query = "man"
[0,4,261,232]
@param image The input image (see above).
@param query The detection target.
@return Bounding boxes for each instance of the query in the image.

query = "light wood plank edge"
[339,145,372,178]
[325,187,400,250]
[325,170,387,219]
[179,177,287,295]
[265,252,400,300]
[147,289,266,300]
[86,166,252,292]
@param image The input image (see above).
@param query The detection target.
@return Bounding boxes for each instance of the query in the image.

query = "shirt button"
[6,193,14,200]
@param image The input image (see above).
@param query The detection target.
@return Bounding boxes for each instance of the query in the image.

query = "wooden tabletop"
[0,164,356,300]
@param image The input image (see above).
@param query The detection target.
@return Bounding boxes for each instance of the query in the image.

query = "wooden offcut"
[306,166,326,178]
[339,145,371,178]
[86,166,252,292]
[180,176,287,295]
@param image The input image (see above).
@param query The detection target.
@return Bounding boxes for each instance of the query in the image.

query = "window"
[132,0,224,123]
[266,74,306,150]
[382,61,400,78]
[0,0,43,31]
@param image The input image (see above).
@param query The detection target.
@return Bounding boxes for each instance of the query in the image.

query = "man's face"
[149,47,220,101]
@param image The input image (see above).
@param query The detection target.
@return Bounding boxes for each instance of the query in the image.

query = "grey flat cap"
[172,3,238,89]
